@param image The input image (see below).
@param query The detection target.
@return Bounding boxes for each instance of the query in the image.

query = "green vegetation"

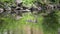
[0,0,60,34]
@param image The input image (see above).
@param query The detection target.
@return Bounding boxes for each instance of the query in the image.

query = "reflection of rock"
[26,19,37,23]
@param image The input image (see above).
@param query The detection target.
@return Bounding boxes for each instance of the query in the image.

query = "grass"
[0,12,59,34]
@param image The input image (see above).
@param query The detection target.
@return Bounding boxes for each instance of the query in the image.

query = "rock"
[15,0,22,5]
[16,7,23,10]
[26,19,37,23]
[0,8,3,13]
[5,7,11,13]
[38,7,42,11]
[58,28,60,34]
[57,5,60,10]
[15,15,23,20]
[49,4,54,8]
[11,5,16,9]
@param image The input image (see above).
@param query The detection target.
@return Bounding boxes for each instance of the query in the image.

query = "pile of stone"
[0,2,60,20]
